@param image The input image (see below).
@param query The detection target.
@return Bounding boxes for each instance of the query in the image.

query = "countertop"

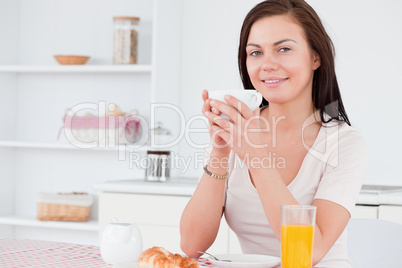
[94,179,402,205]
[93,177,199,197]
[357,185,402,206]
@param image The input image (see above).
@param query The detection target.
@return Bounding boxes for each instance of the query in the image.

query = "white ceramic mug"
[208,89,263,119]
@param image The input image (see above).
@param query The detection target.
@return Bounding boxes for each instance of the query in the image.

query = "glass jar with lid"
[150,122,171,148]
[113,16,139,64]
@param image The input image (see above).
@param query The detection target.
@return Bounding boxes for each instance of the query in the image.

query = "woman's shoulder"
[333,121,366,145]
[320,120,369,159]
[321,116,366,142]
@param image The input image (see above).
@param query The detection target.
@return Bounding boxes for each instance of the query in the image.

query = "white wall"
[18,0,153,65]
[307,0,402,185]
[178,0,402,186]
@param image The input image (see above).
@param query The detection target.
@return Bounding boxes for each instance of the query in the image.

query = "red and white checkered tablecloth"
[0,239,215,268]
[0,239,111,268]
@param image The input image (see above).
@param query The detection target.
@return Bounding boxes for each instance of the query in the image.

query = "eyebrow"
[246,38,297,48]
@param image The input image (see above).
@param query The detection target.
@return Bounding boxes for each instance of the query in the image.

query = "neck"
[264,100,319,135]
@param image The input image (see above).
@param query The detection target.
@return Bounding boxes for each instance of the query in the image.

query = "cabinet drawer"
[379,205,402,224]
[139,224,182,253]
[352,205,378,219]
[99,192,232,254]
[99,193,190,228]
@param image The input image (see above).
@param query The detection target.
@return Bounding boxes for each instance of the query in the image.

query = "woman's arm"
[250,166,351,266]
[180,89,231,258]
[180,149,229,258]
[206,95,368,265]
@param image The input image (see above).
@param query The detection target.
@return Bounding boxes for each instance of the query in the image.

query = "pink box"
[63,115,141,145]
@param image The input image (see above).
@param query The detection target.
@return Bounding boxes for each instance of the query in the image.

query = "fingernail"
[204,111,210,116]
[210,100,216,105]
[224,95,230,100]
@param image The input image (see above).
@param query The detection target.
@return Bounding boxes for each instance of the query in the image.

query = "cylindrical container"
[281,205,317,268]
[145,151,170,182]
[113,16,139,64]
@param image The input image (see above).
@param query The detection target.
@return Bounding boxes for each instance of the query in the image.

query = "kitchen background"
[0,0,400,248]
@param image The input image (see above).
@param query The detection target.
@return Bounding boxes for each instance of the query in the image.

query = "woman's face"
[246,15,320,105]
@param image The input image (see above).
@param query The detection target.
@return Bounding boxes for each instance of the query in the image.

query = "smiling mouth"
[263,78,288,83]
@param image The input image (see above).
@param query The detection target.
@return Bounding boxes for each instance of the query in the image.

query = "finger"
[212,115,233,132]
[202,98,210,114]
[209,99,241,123]
[204,110,232,132]
[210,124,230,144]
[253,106,261,117]
[202,89,209,102]
[211,107,221,115]
[224,95,254,119]
[207,117,220,131]
[204,110,222,136]
[202,89,218,115]
[202,91,221,115]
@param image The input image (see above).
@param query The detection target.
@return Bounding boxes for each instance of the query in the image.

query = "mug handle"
[250,91,263,111]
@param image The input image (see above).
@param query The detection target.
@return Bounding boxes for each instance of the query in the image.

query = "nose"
[261,53,278,71]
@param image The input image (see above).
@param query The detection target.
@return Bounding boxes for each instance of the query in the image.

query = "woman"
[180,0,368,267]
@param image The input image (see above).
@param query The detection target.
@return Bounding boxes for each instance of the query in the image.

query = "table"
[0,239,111,268]
[0,239,215,267]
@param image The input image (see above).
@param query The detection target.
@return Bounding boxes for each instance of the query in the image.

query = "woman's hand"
[204,94,268,165]
[202,90,231,157]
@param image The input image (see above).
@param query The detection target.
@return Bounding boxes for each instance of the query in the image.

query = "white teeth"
[264,79,281,83]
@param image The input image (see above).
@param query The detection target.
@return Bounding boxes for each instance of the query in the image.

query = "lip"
[261,77,288,87]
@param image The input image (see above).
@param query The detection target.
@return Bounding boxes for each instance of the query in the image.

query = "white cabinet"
[352,205,378,219]
[0,0,182,245]
[353,205,402,225]
[99,193,187,252]
[378,205,402,224]
[99,192,241,255]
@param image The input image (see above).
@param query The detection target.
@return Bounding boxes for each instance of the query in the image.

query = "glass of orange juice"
[281,205,317,268]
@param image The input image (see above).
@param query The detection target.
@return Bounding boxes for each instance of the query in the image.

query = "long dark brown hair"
[238,0,350,125]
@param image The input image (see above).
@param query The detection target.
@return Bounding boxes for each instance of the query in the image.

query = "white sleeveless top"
[223,121,369,267]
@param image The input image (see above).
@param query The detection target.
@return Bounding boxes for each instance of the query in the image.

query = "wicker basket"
[54,55,90,65]
[37,192,93,222]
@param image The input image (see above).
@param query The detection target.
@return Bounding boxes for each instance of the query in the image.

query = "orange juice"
[281,224,314,268]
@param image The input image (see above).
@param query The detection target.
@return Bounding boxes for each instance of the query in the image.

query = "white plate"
[208,254,280,267]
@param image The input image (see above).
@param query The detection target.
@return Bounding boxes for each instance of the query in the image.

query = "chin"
[264,96,288,105]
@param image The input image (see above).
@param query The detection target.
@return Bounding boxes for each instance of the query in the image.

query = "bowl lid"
[150,122,171,136]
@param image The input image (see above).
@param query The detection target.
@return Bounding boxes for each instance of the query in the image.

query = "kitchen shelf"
[0,215,98,232]
[0,64,153,74]
[0,140,151,152]
[0,0,181,245]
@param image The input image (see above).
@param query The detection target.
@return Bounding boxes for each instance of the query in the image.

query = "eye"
[249,51,263,56]
[278,47,291,53]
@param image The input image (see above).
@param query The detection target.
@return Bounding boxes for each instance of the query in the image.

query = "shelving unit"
[0,215,98,232]
[0,0,182,245]
[0,64,153,73]
[0,140,151,152]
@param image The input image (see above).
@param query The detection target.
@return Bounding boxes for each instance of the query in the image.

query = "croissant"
[137,246,199,268]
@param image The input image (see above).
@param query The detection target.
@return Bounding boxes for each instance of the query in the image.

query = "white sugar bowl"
[100,219,143,267]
